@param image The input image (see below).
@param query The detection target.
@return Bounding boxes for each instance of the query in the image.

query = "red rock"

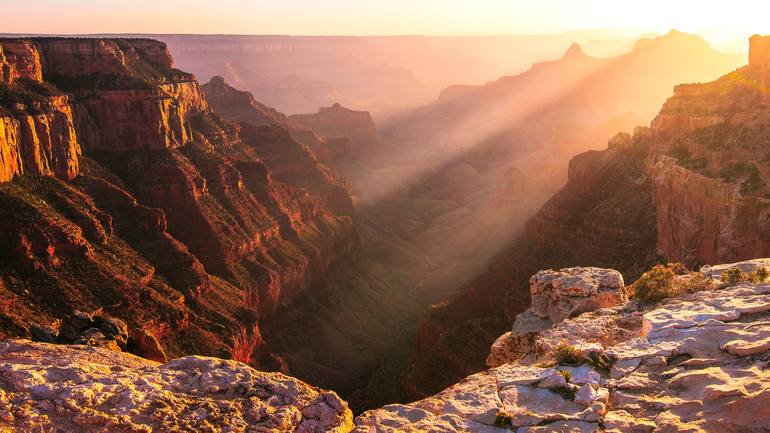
[289,103,381,157]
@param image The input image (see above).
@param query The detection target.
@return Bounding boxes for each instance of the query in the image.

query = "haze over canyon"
[1,3,770,431]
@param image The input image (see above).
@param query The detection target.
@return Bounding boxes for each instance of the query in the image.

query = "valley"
[1,22,770,432]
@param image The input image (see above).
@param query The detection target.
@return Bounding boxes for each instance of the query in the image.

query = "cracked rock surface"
[357,260,770,432]
[0,340,353,433]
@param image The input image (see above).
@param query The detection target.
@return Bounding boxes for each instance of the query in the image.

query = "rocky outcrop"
[357,260,770,432]
[0,40,43,84]
[30,38,209,152]
[488,268,627,367]
[403,35,770,401]
[289,103,380,157]
[202,75,289,126]
[237,124,355,216]
[646,36,770,265]
[0,37,356,374]
[0,40,81,182]
[0,94,80,182]
[199,76,355,216]
[0,339,353,433]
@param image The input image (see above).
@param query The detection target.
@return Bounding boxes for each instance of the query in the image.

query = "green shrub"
[559,369,572,382]
[721,266,769,285]
[632,264,677,302]
[748,267,769,283]
[554,343,585,366]
[493,412,512,428]
[586,352,613,372]
[721,268,746,285]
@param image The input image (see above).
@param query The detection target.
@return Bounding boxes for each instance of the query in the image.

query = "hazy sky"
[6,0,770,50]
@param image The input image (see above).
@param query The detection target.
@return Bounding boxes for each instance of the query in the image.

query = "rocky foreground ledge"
[0,340,353,432]
[357,260,770,432]
[2,260,770,432]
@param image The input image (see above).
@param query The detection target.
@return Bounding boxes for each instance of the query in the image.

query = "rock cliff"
[403,34,769,401]
[4,260,769,432]
[0,39,80,182]
[0,37,354,373]
[200,76,355,215]
[356,261,770,432]
[289,103,381,158]
[202,75,289,127]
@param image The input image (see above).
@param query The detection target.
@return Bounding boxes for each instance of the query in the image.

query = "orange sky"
[6,0,770,51]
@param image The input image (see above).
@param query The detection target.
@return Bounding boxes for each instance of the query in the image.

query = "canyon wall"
[402,35,770,401]
[0,40,80,182]
[0,37,354,371]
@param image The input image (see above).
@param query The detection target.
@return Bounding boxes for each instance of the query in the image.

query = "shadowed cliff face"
[404,35,770,401]
[0,37,354,370]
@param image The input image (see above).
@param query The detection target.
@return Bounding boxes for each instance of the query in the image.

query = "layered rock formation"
[402,34,767,401]
[4,260,769,432]
[202,75,289,126]
[0,340,352,433]
[0,39,80,182]
[0,37,354,373]
[200,75,355,215]
[356,261,770,432]
[289,103,381,158]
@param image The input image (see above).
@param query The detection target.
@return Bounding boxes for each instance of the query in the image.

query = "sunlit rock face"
[31,38,209,152]
[403,35,770,400]
[201,75,289,127]
[648,35,770,265]
[488,267,627,367]
[356,261,770,432]
[0,340,353,433]
[0,37,354,374]
[0,39,80,182]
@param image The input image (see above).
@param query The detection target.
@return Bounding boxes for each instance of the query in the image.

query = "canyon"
[0,37,354,373]
[405,33,770,401]
[1,30,770,433]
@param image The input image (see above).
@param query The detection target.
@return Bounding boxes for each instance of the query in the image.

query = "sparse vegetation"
[749,267,770,283]
[722,266,769,285]
[586,351,613,372]
[720,162,765,194]
[554,343,585,366]
[631,264,677,302]
[632,263,715,302]
[552,343,612,371]
[558,369,572,382]
[493,411,512,428]
[721,268,746,285]
[668,144,707,171]
[0,78,63,115]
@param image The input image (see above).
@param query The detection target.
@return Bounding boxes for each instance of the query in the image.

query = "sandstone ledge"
[0,340,353,433]
[358,260,770,432]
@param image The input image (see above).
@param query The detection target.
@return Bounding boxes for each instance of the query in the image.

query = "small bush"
[554,343,586,366]
[677,272,716,294]
[721,266,769,285]
[493,412,512,428]
[748,267,769,283]
[667,262,690,275]
[632,264,677,302]
[559,369,572,382]
[721,268,746,285]
[586,352,613,372]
